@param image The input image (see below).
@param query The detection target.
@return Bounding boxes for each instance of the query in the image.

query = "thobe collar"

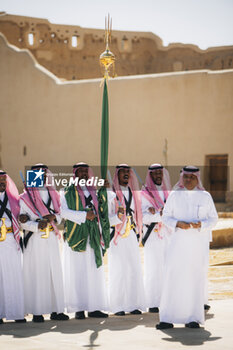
[184,186,198,191]
[37,187,49,202]
[155,184,163,191]
[0,191,6,200]
[120,185,130,202]
[156,184,165,202]
[80,185,90,198]
[120,185,129,190]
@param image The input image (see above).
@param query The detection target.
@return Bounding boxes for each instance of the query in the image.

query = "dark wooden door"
[205,154,228,202]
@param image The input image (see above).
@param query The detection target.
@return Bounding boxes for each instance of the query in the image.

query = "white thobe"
[0,192,24,320]
[20,189,65,315]
[160,188,218,325]
[204,231,212,305]
[141,192,165,309]
[108,186,146,313]
[60,186,109,312]
[155,185,165,202]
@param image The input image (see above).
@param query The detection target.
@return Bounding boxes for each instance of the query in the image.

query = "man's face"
[0,176,7,192]
[118,168,130,186]
[183,173,198,190]
[150,169,163,186]
[75,167,89,180]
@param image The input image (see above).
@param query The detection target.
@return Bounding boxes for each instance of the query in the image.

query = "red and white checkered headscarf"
[141,164,171,210]
[20,164,61,238]
[72,162,99,216]
[173,166,205,190]
[112,164,143,244]
[0,171,20,246]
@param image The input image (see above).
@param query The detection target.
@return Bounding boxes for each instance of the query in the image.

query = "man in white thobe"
[156,166,218,329]
[108,164,145,315]
[0,171,25,324]
[141,164,171,313]
[60,163,109,319]
[19,164,68,322]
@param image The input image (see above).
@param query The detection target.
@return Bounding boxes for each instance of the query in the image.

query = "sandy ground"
[209,248,233,300]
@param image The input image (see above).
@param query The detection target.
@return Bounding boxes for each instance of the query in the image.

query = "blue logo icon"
[26,169,44,188]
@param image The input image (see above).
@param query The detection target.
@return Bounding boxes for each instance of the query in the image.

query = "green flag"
[100,79,109,179]
[98,78,110,252]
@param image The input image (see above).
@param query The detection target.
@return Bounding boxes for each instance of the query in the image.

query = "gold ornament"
[99,14,116,80]
[0,218,7,241]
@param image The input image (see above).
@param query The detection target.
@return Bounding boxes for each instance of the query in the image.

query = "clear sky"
[0,0,233,49]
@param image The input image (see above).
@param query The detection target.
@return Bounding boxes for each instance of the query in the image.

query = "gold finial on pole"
[99,14,116,80]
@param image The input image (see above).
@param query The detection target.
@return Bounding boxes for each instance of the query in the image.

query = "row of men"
[0,163,218,329]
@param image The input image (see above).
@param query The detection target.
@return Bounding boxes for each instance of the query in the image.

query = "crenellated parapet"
[0,12,232,80]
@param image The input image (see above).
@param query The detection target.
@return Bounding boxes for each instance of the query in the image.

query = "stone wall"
[0,12,233,81]
[0,32,233,211]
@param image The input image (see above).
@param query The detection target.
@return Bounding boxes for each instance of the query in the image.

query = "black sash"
[23,230,33,249]
[124,187,137,235]
[123,187,134,216]
[142,223,156,246]
[85,193,97,215]
[141,191,166,246]
[110,227,115,241]
[110,187,136,242]
[23,218,41,249]
[42,190,55,214]
[24,191,54,249]
[0,193,12,222]
[85,194,93,208]
[0,193,23,250]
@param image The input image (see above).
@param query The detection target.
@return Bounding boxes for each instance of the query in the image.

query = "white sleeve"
[19,199,39,233]
[143,211,161,225]
[107,190,122,227]
[142,209,162,225]
[141,193,161,225]
[200,195,218,231]
[60,190,87,225]
[54,213,62,225]
[162,192,177,231]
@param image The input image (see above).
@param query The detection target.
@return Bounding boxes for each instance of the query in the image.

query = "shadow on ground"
[0,313,155,341]
[0,310,222,348]
[160,328,221,346]
[156,310,221,346]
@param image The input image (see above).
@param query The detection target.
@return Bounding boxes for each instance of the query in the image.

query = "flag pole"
[99,14,115,179]
[97,15,116,251]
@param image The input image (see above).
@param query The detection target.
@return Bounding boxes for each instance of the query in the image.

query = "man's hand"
[190,221,201,229]
[176,221,191,229]
[19,214,30,223]
[38,219,48,230]
[117,207,124,220]
[43,214,56,222]
[148,207,155,215]
[86,211,96,221]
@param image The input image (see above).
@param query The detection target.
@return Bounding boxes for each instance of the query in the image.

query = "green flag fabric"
[97,186,110,252]
[98,79,110,253]
[100,79,109,180]
[64,184,110,266]
[64,184,105,268]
